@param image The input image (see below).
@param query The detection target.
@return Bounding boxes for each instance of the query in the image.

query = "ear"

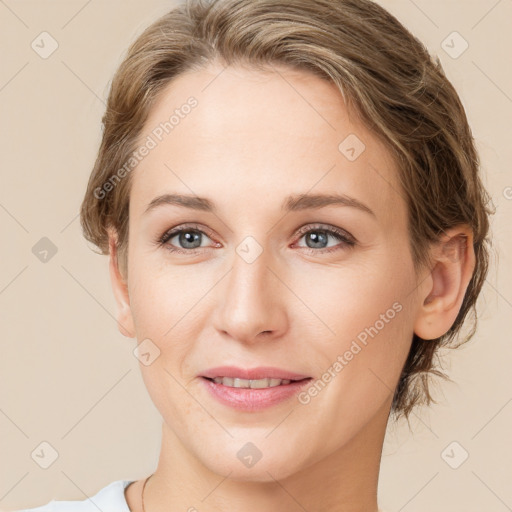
[107,227,136,339]
[414,225,476,340]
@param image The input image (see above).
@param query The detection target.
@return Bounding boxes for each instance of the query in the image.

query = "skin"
[108,61,476,512]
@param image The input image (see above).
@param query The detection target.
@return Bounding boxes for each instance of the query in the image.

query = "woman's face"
[114,62,428,481]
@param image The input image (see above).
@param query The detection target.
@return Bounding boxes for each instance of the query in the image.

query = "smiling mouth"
[202,376,311,389]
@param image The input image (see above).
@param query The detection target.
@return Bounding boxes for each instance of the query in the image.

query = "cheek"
[315,307,413,439]
[128,257,212,336]
[126,263,209,411]
[289,249,416,396]
[289,251,415,341]
[129,264,205,423]
[291,284,415,450]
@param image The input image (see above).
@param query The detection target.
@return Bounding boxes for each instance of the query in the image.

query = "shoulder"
[15,479,134,512]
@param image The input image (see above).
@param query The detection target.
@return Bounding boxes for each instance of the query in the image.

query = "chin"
[196,442,307,483]
[212,462,299,483]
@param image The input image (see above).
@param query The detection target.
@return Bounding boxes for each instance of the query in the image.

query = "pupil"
[180,231,201,249]
[307,231,327,248]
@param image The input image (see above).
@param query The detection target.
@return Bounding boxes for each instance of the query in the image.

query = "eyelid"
[158,223,220,250]
[290,223,357,255]
[293,223,356,244]
[157,222,357,254]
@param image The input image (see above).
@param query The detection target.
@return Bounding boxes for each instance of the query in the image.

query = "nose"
[212,247,288,345]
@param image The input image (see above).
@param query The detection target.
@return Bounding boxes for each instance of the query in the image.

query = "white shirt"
[17,479,388,511]
[16,480,133,511]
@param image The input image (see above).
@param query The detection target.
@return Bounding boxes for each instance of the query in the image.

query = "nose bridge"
[214,242,286,342]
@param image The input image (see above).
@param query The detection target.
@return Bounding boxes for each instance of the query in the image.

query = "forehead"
[130,62,405,225]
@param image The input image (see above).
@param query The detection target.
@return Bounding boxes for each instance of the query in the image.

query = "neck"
[144,401,390,512]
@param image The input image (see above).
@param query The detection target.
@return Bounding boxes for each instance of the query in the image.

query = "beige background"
[1,0,511,510]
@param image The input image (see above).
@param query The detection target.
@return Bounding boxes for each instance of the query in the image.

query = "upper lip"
[201,366,311,381]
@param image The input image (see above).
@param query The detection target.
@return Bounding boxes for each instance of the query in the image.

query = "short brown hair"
[79,0,494,420]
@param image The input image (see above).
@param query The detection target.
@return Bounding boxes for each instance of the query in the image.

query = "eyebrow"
[143,192,376,217]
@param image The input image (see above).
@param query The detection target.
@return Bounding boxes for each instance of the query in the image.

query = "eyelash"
[156,223,356,255]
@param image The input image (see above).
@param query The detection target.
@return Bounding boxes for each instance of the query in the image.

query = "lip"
[199,366,313,412]
[200,366,311,381]
[200,376,312,412]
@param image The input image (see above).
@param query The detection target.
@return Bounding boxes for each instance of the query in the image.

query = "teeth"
[211,377,292,388]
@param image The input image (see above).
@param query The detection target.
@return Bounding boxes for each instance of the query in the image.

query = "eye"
[293,224,356,254]
[157,223,219,254]
[156,223,356,256]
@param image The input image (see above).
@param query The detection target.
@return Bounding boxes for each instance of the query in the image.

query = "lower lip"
[200,377,312,411]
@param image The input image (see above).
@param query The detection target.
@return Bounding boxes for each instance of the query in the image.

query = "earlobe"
[107,228,136,339]
[414,227,476,340]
